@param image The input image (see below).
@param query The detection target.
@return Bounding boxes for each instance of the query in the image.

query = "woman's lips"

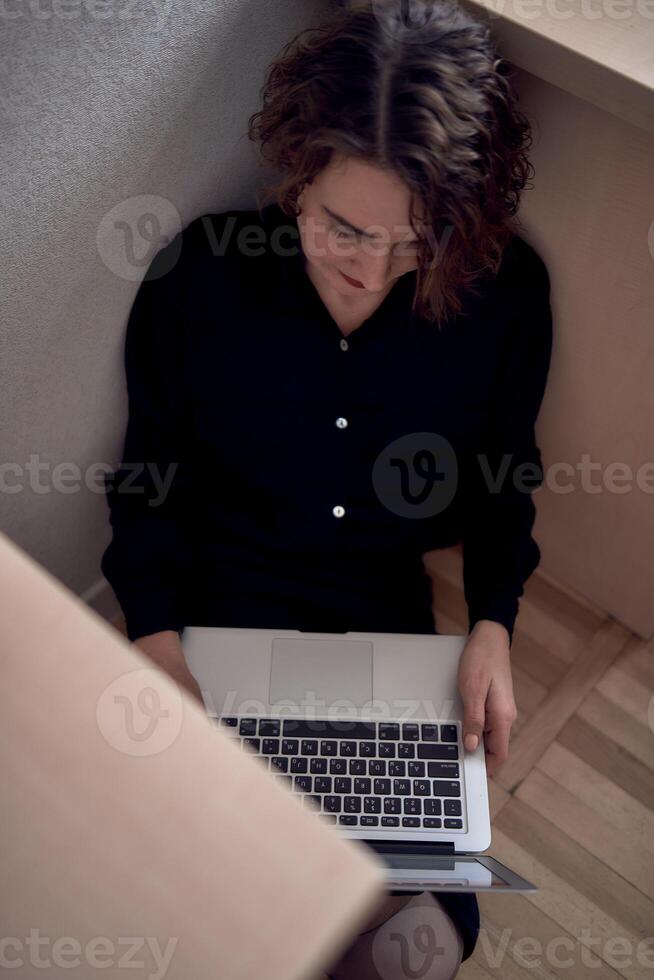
[339,269,365,288]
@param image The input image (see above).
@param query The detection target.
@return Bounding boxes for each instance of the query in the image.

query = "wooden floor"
[424,545,654,980]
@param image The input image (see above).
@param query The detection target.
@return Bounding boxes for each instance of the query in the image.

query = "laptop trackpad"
[269,638,373,708]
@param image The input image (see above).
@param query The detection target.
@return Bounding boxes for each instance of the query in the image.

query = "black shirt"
[102,201,553,649]
[101,202,552,961]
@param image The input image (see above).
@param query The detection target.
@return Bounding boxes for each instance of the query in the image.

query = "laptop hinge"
[362,839,456,856]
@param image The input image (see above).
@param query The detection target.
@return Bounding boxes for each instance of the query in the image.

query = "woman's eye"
[333,226,355,239]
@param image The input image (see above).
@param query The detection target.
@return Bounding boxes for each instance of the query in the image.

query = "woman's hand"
[133,630,205,706]
[457,620,518,777]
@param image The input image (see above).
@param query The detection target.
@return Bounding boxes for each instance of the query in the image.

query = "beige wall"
[507,67,654,638]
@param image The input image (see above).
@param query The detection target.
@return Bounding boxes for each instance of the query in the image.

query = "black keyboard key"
[364,797,381,813]
[321,814,337,824]
[402,724,420,741]
[424,818,442,829]
[402,817,420,827]
[404,798,421,814]
[382,816,400,826]
[374,778,391,794]
[339,814,357,824]
[274,774,292,787]
[444,818,463,829]
[310,758,327,774]
[334,777,352,793]
[282,739,298,755]
[389,761,406,776]
[349,759,366,775]
[384,798,401,814]
[408,761,425,777]
[294,775,312,792]
[271,756,288,772]
[432,780,460,797]
[398,743,415,758]
[314,777,332,793]
[262,738,279,754]
[304,794,321,810]
[369,760,386,776]
[418,744,458,760]
[427,762,460,778]
[321,740,338,756]
[421,724,439,741]
[283,719,377,739]
[424,800,442,815]
[339,741,357,757]
[379,742,395,758]
[413,780,430,796]
[359,741,376,757]
[290,757,308,773]
[239,718,258,736]
[444,800,462,816]
[379,723,400,740]
[301,739,318,755]
[441,725,458,743]
[344,797,361,813]
[330,759,347,774]
[259,719,280,736]
[393,779,411,795]
[221,717,238,727]
[243,737,260,751]
[324,796,341,812]
[360,816,379,826]
[354,778,371,794]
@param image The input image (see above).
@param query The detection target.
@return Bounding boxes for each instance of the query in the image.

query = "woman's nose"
[351,250,394,291]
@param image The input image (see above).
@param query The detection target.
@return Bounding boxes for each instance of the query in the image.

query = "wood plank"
[494,797,654,942]
[558,715,654,813]
[458,960,496,979]
[476,891,622,980]
[537,742,654,856]
[577,690,654,772]
[515,768,654,900]
[511,664,548,719]
[494,620,630,792]
[488,777,511,822]
[485,825,651,980]
[509,632,567,691]
[595,661,652,728]
[617,638,654,690]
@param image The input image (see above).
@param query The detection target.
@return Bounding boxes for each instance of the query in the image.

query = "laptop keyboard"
[217,716,465,831]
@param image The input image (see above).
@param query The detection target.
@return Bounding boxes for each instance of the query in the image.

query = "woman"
[102,0,553,976]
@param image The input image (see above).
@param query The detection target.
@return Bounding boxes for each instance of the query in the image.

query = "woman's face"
[296,154,424,298]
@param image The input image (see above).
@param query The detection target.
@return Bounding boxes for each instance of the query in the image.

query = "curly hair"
[247,0,535,328]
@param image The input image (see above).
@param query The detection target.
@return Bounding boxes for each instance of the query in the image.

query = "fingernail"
[464,734,479,751]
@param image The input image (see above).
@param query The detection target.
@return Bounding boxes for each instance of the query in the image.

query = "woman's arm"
[458,242,554,772]
[102,234,195,655]
[134,630,203,704]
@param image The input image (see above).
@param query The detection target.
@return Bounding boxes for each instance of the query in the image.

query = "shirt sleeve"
[101,237,194,642]
[461,245,553,648]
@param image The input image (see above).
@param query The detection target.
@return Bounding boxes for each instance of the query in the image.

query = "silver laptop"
[182,626,536,893]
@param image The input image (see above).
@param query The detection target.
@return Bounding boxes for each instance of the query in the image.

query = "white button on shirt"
[335,417,348,429]
[339,338,349,351]
[332,505,345,518]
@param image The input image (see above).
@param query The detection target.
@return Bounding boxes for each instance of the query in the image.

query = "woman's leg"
[323,890,464,980]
